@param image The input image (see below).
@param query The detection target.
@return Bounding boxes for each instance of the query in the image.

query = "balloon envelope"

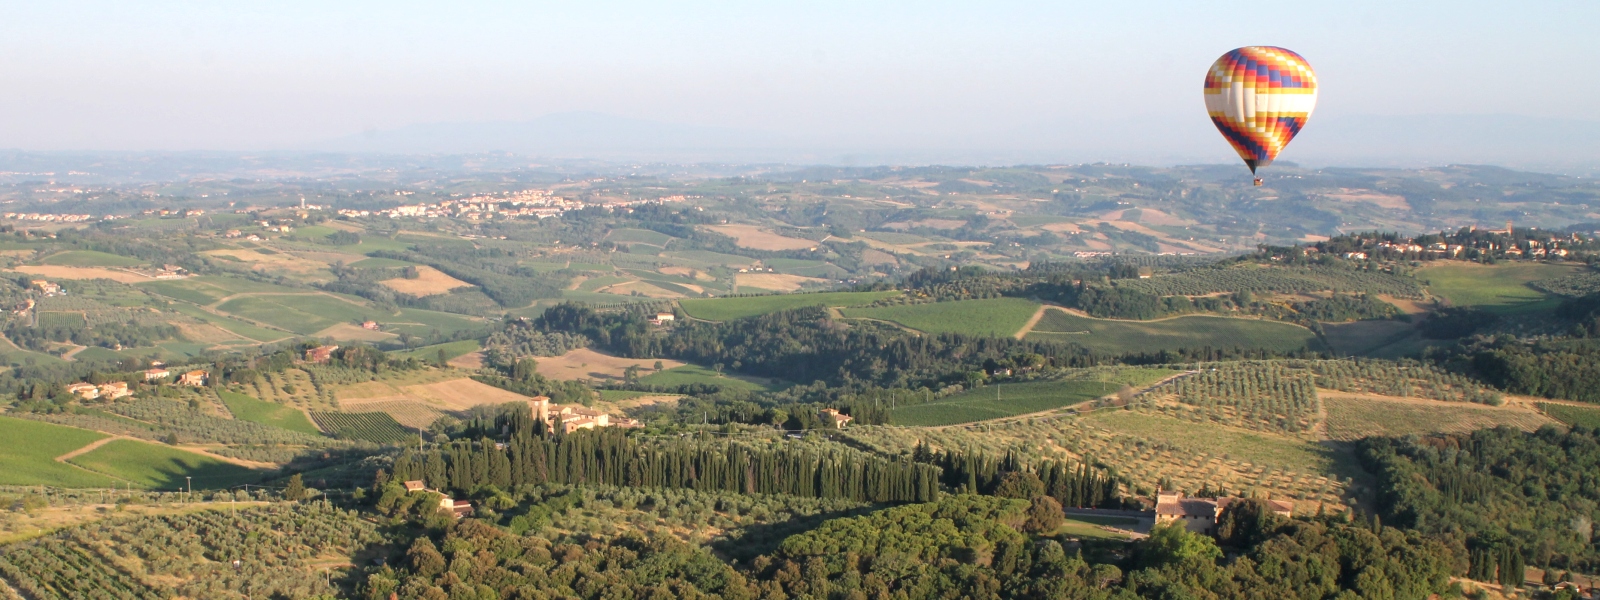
[1203,47,1317,173]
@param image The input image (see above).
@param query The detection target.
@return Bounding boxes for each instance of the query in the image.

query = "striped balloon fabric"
[1203,46,1317,173]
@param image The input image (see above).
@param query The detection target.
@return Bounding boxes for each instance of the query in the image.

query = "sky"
[1,1,1596,167]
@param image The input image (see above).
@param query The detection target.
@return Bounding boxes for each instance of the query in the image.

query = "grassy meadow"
[680,290,900,321]
[841,297,1040,337]
[0,416,117,487]
[1420,262,1585,314]
[1026,310,1320,354]
[889,369,1175,427]
[66,440,261,490]
[393,339,481,363]
[217,391,321,435]
[639,364,780,392]
[39,250,145,267]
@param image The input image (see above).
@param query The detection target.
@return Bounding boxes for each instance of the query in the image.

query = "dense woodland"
[363,492,1461,600]
[1363,426,1600,576]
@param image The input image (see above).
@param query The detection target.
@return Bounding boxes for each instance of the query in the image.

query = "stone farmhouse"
[530,396,642,434]
[1155,491,1294,534]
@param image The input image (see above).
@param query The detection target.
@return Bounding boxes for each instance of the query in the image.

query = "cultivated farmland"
[1420,262,1585,314]
[842,297,1041,337]
[638,364,779,392]
[1025,309,1320,354]
[310,411,412,443]
[38,250,144,267]
[216,391,320,435]
[1117,264,1426,298]
[0,416,116,487]
[679,290,900,321]
[1320,394,1555,441]
[66,440,261,489]
[889,369,1175,427]
[1540,402,1600,428]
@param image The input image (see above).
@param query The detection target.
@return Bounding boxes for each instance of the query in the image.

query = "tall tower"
[1506,220,1514,236]
[530,396,550,425]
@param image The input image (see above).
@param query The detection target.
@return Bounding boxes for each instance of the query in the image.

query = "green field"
[1058,514,1139,540]
[681,291,901,321]
[218,391,320,435]
[1421,262,1585,314]
[166,303,289,342]
[607,228,675,246]
[890,369,1175,426]
[1540,403,1600,429]
[1025,310,1321,354]
[389,308,483,336]
[842,297,1040,337]
[393,339,481,362]
[348,257,416,268]
[216,295,340,334]
[214,293,388,335]
[39,250,144,267]
[638,364,779,392]
[310,412,412,443]
[576,275,632,292]
[66,439,261,490]
[139,279,231,305]
[598,389,681,402]
[664,250,757,267]
[0,416,117,487]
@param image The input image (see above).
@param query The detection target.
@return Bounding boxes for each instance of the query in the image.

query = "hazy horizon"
[1,2,1596,171]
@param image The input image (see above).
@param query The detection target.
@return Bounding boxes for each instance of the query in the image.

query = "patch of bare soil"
[380,266,473,296]
[314,323,397,342]
[13,265,151,283]
[447,351,484,369]
[1323,190,1411,210]
[535,348,685,381]
[736,273,827,291]
[707,224,818,251]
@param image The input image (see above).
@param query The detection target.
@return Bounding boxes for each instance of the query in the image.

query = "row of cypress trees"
[390,426,942,503]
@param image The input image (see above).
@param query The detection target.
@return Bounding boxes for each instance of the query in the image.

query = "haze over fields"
[5,4,1600,600]
[2,2,1597,173]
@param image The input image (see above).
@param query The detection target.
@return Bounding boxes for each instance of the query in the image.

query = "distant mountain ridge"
[312,111,1600,175]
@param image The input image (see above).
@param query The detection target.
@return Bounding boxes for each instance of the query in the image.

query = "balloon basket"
[1253,178,1263,187]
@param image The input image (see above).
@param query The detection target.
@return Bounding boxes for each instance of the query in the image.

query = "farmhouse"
[97,381,131,400]
[1154,491,1293,534]
[649,312,676,325]
[66,382,100,400]
[178,370,208,386]
[144,367,170,381]
[819,408,854,429]
[30,280,62,296]
[530,396,642,435]
[361,320,381,330]
[439,497,473,518]
[400,480,473,518]
[304,345,340,363]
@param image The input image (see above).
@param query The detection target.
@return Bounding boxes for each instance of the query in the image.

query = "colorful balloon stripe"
[1203,46,1317,171]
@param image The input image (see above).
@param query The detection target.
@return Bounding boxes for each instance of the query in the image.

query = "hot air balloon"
[1203,46,1317,186]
